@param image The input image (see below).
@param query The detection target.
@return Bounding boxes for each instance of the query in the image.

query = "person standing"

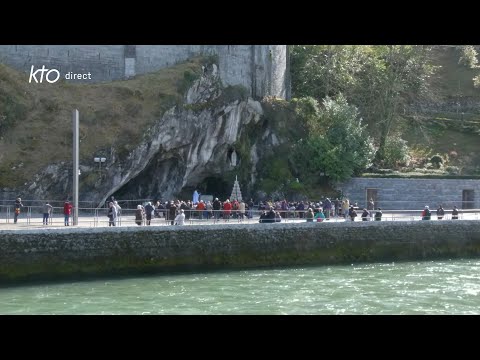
[361,208,370,221]
[43,202,53,225]
[206,200,213,220]
[324,198,332,219]
[63,200,73,226]
[239,200,246,220]
[342,198,350,220]
[314,208,326,222]
[14,197,24,224]
[349,205,357,221]
[374,208,383,221]
[196,200,206,219]
[334,198,340,217]
[169,201,177,225]
[107,202,117,226]
[144,202,154,225]
[305,208,314,223]
[421,205,431,220]
[367,198,375,220]
[135,205,144,225]
[174,209,186,225]
[113,201,122,224]
[248,199,254,219]
[223,199,232,222]
[452,205,459,220]
[436,205,445,220]
[212,198,221,220]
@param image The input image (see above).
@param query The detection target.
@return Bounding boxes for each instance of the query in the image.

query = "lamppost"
[94,157,106,172]
[73,109,79,226]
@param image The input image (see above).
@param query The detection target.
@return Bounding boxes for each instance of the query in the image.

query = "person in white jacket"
[174,209,186,225]
[108,202,118,227]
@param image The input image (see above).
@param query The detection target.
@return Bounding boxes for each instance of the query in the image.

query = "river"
[1,259,479,314]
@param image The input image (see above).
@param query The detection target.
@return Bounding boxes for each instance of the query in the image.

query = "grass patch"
[0,57,204,188]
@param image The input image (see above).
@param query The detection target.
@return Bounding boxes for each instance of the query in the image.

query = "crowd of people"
[127,196,463,226]
[421,205,460,220]
[8,195,464,226]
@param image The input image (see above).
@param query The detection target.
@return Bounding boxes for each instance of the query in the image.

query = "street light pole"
[73,109,79,226]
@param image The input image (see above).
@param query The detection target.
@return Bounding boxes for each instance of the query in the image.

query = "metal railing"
[0,206,476,228]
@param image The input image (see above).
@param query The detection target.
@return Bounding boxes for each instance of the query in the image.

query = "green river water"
[1,259,479,314]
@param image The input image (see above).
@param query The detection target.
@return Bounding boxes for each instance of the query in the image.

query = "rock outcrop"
[26,63,285,206]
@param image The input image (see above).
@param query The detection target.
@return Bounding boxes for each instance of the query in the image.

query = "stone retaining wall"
[336,178,480,210]
[1,221,480,284]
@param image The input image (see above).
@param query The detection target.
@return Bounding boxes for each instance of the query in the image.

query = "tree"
[291,45,435,165]
[382,135,410,168]
[290,45,368,100]
[291,95,375,183]
[457,45,478,69]
[354,46,434,163]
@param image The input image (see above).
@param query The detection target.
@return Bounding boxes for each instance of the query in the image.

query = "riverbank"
[1,221,480,285]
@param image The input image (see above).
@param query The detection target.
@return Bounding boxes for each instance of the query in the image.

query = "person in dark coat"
[144,202,155,225]
[374,208,383,221]
[169,202,177,225]
[14,197,24,224]
[451,205,459,220]
[265,207,277,223]
[349,206,357,221]
[259,211,267,223]
[436,205,445,220]
[361,208,370,221]
[213,198,222,220]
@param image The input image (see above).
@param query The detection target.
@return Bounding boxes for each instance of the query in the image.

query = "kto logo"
[29,65,60,83]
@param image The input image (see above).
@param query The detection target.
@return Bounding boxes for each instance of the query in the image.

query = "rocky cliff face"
[25,64,284,206]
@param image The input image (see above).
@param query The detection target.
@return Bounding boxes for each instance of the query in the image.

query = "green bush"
[291,94,375,183]
[382,136,410,168]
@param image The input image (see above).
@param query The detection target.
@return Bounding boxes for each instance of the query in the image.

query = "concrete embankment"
[1,221,480,284]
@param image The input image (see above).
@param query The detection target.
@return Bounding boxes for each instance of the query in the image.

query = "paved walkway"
[0,212,477,230]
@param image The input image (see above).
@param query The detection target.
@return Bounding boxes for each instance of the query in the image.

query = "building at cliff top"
[0,45,290,99]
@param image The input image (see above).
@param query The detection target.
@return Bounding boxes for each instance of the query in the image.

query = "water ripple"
[1,259,480,314]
